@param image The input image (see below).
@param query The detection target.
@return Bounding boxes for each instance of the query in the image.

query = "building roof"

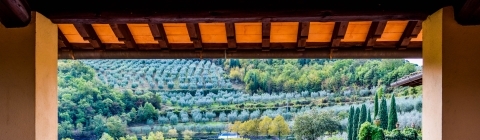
[1,0,479,59]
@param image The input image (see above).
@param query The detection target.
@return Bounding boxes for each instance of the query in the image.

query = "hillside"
[58,59,422,140]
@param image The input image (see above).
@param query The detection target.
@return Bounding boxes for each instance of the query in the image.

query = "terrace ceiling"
[1,0,479,59]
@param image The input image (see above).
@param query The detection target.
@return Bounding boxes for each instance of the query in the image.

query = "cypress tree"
[387,95,398,131]
[367,109,372,123]
[353,107,360,140]
[359,104,367,124]
[348,106,354,140]
[379,97,389,129]
[374,93,379,118]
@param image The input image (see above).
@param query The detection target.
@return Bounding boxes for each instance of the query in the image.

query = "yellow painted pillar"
[0,12,57,140]
[423,6,480,140]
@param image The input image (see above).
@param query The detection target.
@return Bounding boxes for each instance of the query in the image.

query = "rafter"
[110,24,137,50]
[331,21,348,48]
[148,23,169,49]
[58,29,72,50]
[225,22,237,51]
[262,21,271,51]
[297,22,310,51]
[365,21,387,50]
[186,23,203,51]
[73,24,103,49]
[397,21,422,50]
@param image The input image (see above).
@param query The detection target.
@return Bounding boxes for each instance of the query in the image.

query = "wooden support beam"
[110,24,137,50]
[397,21,422,50]
[365,21,387,50]
[148,23,169,49]
[73,24,103,49]
[186,23,202,51]
[225,22,237,51]
[331,21,348,48]
[297,22,310,51]
[0,0,30,28]
[58,48,422,59]
[58,29,72,49]
[262,21,271,51]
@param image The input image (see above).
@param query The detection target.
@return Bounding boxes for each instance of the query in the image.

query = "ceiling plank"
[225,22,237,51]
[297,22,310,51]
[73,24,104,49]
[148,23,169,49]
[186,23,203,51]
[365,21,387,50]
[110,24,137,50]
[397,21,422,50]
[330,21,349,48]
[262,21,271,51]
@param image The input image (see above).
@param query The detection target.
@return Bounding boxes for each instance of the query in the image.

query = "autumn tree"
[258,116,273,135]
[269,115,290,138]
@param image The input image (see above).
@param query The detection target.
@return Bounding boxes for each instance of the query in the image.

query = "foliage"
[146,131,164,140]
[379,97,389,129]
[348,106,354,140]
[105,115,127,138]
[99,133,115,140]
[293,111,341,140]
[353,107,360,140]
[358,122,385,140]
[269,115,290,137]
[388,95,398,131]
[167,129,178,138]
[258,116,273,135]
[182,130,195,140]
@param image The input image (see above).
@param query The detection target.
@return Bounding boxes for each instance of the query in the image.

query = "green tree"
[105,115,127,138]
[58,121,74,139]
[367,109,372,123]
[359,104,367,124]
[374,93,379,118]
[348,106,354,140]
[353,107,360,140]
[269,115,290,138]
[387,95,398,131]
[99,133,115,140]
[293,111,341,140]
[358,122,385,140]
[90,115,107,137]
[379,97,389,129]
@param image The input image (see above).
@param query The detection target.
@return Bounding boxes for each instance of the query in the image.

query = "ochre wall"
[0,12,57,140]
[423,6,480,140]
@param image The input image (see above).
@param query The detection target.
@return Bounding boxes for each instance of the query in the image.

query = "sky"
[405,59,423,66]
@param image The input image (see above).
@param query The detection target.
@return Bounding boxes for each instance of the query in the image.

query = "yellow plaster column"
[0,12,57,140]
[423,6,480,140]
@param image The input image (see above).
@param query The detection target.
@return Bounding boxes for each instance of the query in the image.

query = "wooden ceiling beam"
[365,21,387,50]
[186,23,203,51]
[58,29,72,50]
[331,21,348,48]
[73,24,104,49]
[110,24,137,50]
[148,23,169,49]
[58,48,422,59]
[397,21,422,50]
[262,21,271,51]
[0,0,31,27]
[225,22,237,51]
[297,22,310,51]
